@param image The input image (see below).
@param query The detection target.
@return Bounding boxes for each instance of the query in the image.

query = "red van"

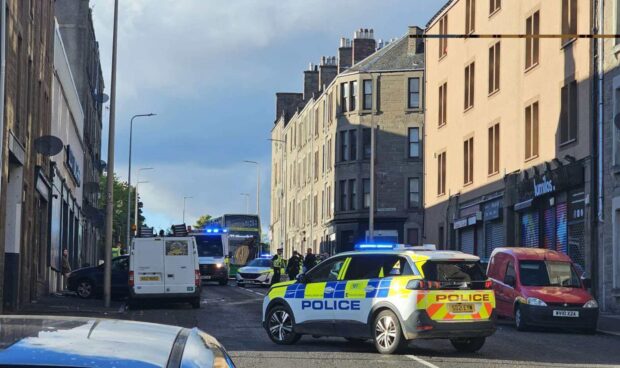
[487,247,598,333]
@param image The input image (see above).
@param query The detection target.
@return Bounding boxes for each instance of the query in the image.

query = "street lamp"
[126,113,156,248]
[240,193,250,214]
[243,160,260,218]
[134,167,154,236]
[183,196,193,224]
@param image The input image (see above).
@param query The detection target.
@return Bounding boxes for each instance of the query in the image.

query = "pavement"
[21,284,620,368]
[18,291,126,317]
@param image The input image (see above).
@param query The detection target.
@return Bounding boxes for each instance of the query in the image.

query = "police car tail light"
[406,280,441,290]
[484,280,493,289]
[128,271,134,287]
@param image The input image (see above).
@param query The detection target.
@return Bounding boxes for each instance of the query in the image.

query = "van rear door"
[132,238,165,294]
[164,238,197,294]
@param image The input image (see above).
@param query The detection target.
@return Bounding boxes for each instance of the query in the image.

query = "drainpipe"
[0,0,7,196]
[597,0,604,224]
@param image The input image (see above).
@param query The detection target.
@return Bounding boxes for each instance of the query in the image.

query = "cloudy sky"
[90,0,444,233]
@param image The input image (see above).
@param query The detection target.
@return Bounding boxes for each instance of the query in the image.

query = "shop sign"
[484,200,502,221]
[454,215,477,230]
[533,176,555,198]
[517,162,584,203]
[568,190,585,222]
[66,145,81,186]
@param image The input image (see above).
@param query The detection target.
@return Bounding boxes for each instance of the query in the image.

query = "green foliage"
[99,173,146,246]
[194,214,212,229]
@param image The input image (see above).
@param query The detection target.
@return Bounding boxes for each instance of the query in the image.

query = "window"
[350,81,358,111]
[408,178,420,208]
[327,186,332,217]
[488,123,500,175]
[328,92,334,123]
[349,179,357,211]
[408,228,419,246]
[562,0,577,43]
[560,80,578,144]
[526,11,540,70]
[321,190,325,220]
[314,150,319,180]
[322,144,326,174]
[307,256,347,283]
[525,101,539,160]
[363,80,373,110]
[363,179,371,209]
[438,151,447,196]
[341,83,349,113]
[349,130,357,161]
[490,0,501,15]
[314,108,319,137]
[488,42,500,94]
[363,128,371,159]
[439,15,448,59]
[464,62,475,110]
[504,261,516,284]
[408,78,420,109]
[464,137,474,185]
[340,131,349,161]
[327,138,332,169]
[439,82,448,126]
[313,194,318,225]
[344,255,414,280]
[339,180,347,211]
[465,0,476,34]
[408,128,420,158]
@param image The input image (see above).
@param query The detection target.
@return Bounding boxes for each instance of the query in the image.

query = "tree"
[194,215,212,229]
[99,173,146,246]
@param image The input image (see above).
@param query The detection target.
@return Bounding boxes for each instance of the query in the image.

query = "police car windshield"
[519,261,581,288]
[422,261,486,283]
[247,258,272,268]
[195,235,224,257]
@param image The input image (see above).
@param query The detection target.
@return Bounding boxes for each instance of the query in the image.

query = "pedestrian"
[112,242,121,258]
[61,248,71,290]
[286,251,301,281]
[271,248,284,285]
[303,248,317,273]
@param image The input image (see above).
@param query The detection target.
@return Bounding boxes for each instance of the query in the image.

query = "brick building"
[270,27,425,256]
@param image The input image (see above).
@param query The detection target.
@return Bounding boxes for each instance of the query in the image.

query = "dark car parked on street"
[67,255,130,299]
[0,315,236,367]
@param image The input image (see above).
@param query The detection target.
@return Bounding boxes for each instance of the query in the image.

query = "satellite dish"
[84,182,100,194]
[93,92,109,104]
[99,160,107,171]
[34,136,63,157]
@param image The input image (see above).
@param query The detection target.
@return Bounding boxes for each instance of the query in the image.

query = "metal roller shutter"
[460,228,475,255]
[521,211,539,247]
[485,221,504,258]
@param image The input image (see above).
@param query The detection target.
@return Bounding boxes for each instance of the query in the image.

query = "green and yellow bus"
[208,214,261,275]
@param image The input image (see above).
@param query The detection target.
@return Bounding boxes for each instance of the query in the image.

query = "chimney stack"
[408,26,424,55]
[338,37,352,73]
[319,56,338,91]
[303,63,320,101]
[275,92,304,125]
[352,28,376,65]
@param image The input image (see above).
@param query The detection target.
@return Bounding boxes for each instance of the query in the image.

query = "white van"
[194,232,230,285]
[129,237,201,308]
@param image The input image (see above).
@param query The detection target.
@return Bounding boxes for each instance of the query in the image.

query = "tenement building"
[424,0,594,273]
[271,27,425,256]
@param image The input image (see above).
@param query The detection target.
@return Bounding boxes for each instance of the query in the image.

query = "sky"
[89,0,445,233]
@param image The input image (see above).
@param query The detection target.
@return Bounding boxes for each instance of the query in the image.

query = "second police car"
[262,244,496,354]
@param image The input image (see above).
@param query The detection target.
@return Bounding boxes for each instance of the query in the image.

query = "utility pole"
[369,74,377,242]
[104,0,119,308]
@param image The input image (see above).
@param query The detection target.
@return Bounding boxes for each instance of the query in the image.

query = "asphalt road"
[123,283,620,368]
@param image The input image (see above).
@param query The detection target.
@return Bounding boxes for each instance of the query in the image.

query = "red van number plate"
[553,310,579,318]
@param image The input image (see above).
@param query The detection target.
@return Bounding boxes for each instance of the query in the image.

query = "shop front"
[514,162,586,268]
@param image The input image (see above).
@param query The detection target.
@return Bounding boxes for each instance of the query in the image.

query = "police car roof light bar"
[355,243,396,251]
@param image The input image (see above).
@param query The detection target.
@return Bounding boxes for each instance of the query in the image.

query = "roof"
[344,34,424,74]
[426,0,456,28]
[491,247,573,262]
[339,249,480,261]
[0,316,182,367]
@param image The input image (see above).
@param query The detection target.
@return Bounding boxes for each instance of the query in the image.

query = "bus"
[207,214,261,275]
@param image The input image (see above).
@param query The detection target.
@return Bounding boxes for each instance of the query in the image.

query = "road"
[123,283,620,368]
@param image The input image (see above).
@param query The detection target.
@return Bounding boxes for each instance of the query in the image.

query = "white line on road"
[406,354,440,368]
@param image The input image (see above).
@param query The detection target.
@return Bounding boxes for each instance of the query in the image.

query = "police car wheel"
[266,305,300,345]
[373,310,404,354]
[450,337,486,353]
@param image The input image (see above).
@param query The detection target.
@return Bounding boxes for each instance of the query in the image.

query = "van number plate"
[449,303,474,313]
[553,310,579,318]
[140,276,160,281]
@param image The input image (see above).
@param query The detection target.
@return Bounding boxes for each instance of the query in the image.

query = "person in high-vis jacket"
[271,248,284,284]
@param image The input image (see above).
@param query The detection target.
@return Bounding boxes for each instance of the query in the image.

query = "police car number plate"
[449,303,474,313]
[140,276,160,281]
[553,310,579,317]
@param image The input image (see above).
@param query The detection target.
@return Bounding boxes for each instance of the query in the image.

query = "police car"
[236,257,274,287]
[262,244,496,354]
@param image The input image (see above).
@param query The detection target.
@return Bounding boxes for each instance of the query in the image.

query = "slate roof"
[426,0,455,28]
[344,34,424,74]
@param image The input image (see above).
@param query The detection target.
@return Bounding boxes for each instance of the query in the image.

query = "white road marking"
[406,354,440,368]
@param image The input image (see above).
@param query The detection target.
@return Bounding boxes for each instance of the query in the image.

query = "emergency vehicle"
[262,244,496,354]
[193,228,230,285]
[236,256,274,287]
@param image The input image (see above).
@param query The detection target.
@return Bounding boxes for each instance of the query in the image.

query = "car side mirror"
[581,277,592,289]
[504,275,516,288]
[296,273,309,284]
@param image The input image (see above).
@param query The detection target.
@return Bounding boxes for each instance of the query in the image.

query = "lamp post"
[243,160,260,217]
[126,113,155,248]
[134,167,154,235]
[183,196,193,224]
[369,72,378,242]
[240,193,250,214]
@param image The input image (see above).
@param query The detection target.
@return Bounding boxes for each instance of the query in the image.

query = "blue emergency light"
[354,243,396,251]
[203,227,228,234]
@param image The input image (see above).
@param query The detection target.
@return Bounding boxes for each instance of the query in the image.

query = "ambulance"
[262,244,496,354]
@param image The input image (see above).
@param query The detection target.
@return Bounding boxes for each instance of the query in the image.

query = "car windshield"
[195,235,223,257]
[421,261,486,283]
[246,258,272,268]
[519,260,581,287]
